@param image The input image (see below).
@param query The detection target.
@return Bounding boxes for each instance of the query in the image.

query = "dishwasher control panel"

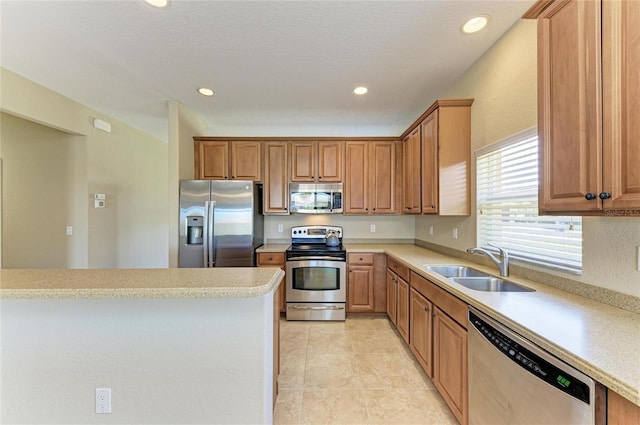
[469,311,591,404]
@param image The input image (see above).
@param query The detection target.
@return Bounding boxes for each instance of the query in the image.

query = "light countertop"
[256,243,640,405]
[0,267,284,299]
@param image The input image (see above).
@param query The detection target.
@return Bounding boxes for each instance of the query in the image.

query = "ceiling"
[0,0,534,141]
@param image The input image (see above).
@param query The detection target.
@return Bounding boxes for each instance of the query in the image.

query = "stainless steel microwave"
[289,183,343,214]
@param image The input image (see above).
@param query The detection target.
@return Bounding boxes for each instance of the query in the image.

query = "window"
[476,128,582,272]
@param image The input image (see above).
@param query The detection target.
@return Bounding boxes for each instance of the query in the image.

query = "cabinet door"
[538,0,603,214]
[403,128,421,213]
[196,141,228,180]
[263,142,289,214]
[347,265,375,312]
[290,141,316,181]
[370,141,396,214]
[386,269,397,325]
[230,141,262,181]
[433,307,468,425]
[602,0,640,211]
[257,253,286,313]
[344,141,369,214]
[421,111,438,214]
[317,141,343,182]
[409,288,433,378]
[396,277,410,343]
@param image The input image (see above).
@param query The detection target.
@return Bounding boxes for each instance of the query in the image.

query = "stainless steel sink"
[450,277,535,292]
[426,265,491,278]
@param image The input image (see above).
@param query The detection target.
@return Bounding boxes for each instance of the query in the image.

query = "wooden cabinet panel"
[434,306,468,425]
[317,141,343,182]
[602,0,640,211]
[347,266,375,312]
[290,141,315,181]
[230,141,261,181]
[345,141,398,215]
[608,389,640,425]
[257,253,286,313]
[344,141,369,213]
[290,141,343,182]
[403,127,421,213]
[410,271,467,329]
[387,256,410,282]
[194,140,261,181]
[370,141,397,214]
[396,277,410,343]
[197,141,228,180]
[348,253,374,265]
[386,268,397,325]
[409,287,433,378]
[421,110,438,214]
[372,253,387,313]
[537,0,603,214]
[263,142,289,214]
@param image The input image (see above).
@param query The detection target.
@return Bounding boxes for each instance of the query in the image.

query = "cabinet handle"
[359,257,363,261]
[231,176,235,179]
[373,208,376,211]
[424,307,429,312]
[585,193,596,200]
[432,313,436,318]
[268,257,273,261]
[599,192,612,200]
[319,176,322,179]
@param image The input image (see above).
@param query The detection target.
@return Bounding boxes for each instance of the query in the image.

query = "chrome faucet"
[467,243,510,277]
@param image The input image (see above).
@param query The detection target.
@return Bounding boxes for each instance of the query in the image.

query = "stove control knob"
[293,230,297,234]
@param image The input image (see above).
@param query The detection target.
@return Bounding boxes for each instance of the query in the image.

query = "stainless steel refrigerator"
[179,180,264,268]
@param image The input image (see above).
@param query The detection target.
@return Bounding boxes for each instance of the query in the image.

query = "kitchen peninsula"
[0,267,284,424]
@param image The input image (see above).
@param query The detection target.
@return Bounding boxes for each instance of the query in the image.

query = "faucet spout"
[466,243,510,277]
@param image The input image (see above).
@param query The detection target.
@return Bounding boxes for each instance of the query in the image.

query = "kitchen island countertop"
[0,267,284,299]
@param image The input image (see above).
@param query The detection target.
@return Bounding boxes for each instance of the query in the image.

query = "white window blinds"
[476,128,582,272]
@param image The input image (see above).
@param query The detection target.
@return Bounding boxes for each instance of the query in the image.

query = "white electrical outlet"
[429,225,434,236]
[96,388,111,414]
[66,226,73,236]
[277,224,284,233]
[370,224,376,233]
[452,228,458,239]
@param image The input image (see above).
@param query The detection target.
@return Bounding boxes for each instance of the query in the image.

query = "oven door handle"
[290,305,345,311]
[287,256,345,262]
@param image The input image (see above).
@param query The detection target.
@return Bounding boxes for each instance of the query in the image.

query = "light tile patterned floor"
[274,315,459,425]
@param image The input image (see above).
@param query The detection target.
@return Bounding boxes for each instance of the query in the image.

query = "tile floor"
[274,315,459,425]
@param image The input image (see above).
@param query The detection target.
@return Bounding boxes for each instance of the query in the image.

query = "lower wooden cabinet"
[433,306,468,425]
[608,389,640,425]
[396,277,410,343]
[347,253,387,312]
[257,252,286,313]
[409,287,433,378]
[386,269,397,325]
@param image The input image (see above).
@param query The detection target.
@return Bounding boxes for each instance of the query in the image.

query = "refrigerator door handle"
[203,201,210,267]
[209,200,216,267]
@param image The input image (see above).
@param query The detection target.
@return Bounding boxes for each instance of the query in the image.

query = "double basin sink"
[425,265,535,293]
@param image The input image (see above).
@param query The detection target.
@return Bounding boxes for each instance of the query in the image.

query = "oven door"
[286,259,346,303]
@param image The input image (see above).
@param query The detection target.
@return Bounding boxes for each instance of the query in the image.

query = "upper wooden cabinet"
[194,139,262,181]
[290,141,343,182]
[344,140,400,214]
[401,99,473,216]
[402,127,422,214]
[525,0,640,215]
[263,141,289,214]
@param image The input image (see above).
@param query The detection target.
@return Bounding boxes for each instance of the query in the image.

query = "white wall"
[1,113,86,268]
[1,295,275,424]
[415,20,640,298]
[0,68,169,269]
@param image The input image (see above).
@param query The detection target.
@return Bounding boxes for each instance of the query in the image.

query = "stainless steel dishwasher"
[468,308,596,425]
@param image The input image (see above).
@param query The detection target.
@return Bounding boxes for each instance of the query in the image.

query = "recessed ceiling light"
[462,15,490,34]
[198,88,215,97]
[145,0,169,8]
[353,86,368,95]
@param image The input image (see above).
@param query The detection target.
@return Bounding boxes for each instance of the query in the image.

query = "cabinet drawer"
[410,271,467,329]
[387,256,410,281]
[348,253,374,265]
[257,253,285,267]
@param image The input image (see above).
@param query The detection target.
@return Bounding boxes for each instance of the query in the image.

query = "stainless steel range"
[285,225,346,321]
